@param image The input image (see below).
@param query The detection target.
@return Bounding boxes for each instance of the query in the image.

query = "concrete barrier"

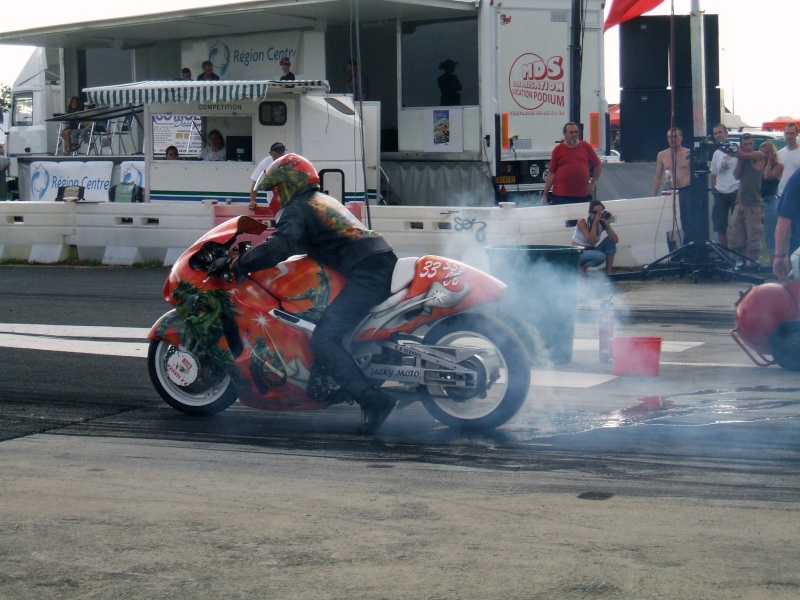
[0,202,74,263]
[73,201,215,265]
[1,196,678,268]
[370,196,676,269]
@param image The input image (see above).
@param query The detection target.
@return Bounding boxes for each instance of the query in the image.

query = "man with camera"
[572,199,619,276]
[730,133,767,267]
[709,124,738,248]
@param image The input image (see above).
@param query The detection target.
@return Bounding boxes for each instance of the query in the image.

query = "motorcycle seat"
[369,256,419,313]
[390,256,419,293]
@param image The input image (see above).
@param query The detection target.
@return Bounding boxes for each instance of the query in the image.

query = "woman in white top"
[572,199,619,276]
[200,130,226,161]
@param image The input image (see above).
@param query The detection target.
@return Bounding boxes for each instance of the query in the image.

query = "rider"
[207,154,398,434]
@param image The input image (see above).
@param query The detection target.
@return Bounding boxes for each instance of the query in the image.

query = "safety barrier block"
[370,204,520,269]
[0,202,75,263]
[74,202,216,265]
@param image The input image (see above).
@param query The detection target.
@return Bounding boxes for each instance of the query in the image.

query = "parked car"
[728,131,786,151]
[595,148,621,163]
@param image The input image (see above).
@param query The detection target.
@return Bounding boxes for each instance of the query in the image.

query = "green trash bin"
[485,244,582,365]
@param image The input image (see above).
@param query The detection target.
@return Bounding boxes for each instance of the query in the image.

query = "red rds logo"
[508,53,566,111]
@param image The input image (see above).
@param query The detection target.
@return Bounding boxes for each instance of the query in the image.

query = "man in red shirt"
[542,122,603,205]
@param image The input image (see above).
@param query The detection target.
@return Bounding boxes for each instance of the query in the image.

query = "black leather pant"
[308,251,397,400]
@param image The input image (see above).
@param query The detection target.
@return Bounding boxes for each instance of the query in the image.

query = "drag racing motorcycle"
[147,216,531,430]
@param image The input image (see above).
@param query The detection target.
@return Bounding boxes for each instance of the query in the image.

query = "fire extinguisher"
[599,296,614,363]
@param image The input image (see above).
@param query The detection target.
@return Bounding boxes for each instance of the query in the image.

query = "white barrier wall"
[0,203,75,263]
[1,196,677,267]
[369,195,676,269]
[0,201,215,265]
[74,202,216,265]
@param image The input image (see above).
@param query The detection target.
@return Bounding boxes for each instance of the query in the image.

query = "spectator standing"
[248,142,287,210]
[709,124,738,248]
[542,122,603,205]
[346,59,369,101]
[777,122,800,198]
[760,141,783,269]
[197,61,220,81]
[437,59,462,106]
[774,168,800,279]
[730,133,766,267]
[652,128,695,243]
[179,68,192,81]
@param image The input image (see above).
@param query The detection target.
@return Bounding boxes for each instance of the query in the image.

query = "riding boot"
[356,386,396,435]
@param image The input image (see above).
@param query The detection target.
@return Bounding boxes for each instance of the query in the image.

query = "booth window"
[12,93,34,126]
[151,115,253,161]
[400,18,479,108]
[259,102,288,126]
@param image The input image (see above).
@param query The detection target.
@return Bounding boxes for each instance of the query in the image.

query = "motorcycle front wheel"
[419,314,530,430]
[148,340,238,414]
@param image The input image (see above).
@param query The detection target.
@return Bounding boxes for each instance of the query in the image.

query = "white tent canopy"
[84,80,330,106]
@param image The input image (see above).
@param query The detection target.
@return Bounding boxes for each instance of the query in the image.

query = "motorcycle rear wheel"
[148,340,238,414]
[770,320,800,372]
[419,314,530,430]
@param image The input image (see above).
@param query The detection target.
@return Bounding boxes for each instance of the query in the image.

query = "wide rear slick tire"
[420,313,531,430]
[147,340,238,415]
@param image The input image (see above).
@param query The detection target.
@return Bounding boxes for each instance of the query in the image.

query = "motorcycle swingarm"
[363,340,481,388]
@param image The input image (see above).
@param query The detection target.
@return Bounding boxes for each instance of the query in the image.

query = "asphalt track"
[1,265,799,599]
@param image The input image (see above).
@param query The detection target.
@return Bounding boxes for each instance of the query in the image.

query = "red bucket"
[612,337,662,376]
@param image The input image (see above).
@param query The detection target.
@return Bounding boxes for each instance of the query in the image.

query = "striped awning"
[84,80,330,106]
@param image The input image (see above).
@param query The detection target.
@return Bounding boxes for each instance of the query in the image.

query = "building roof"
[0,0,478,49]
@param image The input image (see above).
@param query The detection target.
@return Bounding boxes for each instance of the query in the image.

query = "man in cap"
[438,59,462,106]
[279,57,295,81]
[248,142,287,210]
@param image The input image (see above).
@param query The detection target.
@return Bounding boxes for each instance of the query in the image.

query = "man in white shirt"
[248,142,287,210]
[777,122,800,198]
[709,123,738,248]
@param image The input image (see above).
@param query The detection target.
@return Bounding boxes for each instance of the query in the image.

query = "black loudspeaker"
[619,87,721,162]
[620,15,719,90]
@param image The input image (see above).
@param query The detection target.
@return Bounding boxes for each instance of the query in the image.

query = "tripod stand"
[613,237,765,284]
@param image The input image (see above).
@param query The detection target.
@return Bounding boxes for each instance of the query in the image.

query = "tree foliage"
[0,84,10,114]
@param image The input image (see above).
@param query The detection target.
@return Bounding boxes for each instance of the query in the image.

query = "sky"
[1,0,798,127]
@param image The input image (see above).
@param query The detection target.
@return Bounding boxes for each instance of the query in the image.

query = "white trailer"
[5,49,63,160]
[12,80,379,206]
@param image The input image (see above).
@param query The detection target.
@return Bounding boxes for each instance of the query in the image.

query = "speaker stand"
[612,239,765,284]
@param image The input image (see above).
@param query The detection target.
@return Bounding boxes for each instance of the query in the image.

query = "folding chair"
[108,115,137,154]
[87,120,114,155]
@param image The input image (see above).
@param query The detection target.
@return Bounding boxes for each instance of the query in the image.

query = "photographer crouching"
[572,200,620,277]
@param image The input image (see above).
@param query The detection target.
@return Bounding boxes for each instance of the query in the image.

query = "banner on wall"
[151,115,204,157]
[120,161,146,187]
[183,31,302,80]
[29,161,114,202]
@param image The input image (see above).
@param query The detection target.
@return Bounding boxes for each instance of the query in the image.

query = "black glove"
[206,256,238,282]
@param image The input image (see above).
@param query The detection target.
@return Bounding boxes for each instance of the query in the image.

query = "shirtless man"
[652,128,697,244]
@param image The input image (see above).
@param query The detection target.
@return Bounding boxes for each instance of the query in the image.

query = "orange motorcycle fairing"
[354,255,508,341]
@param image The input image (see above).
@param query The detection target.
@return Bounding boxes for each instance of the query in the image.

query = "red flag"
[603,0,667,33]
